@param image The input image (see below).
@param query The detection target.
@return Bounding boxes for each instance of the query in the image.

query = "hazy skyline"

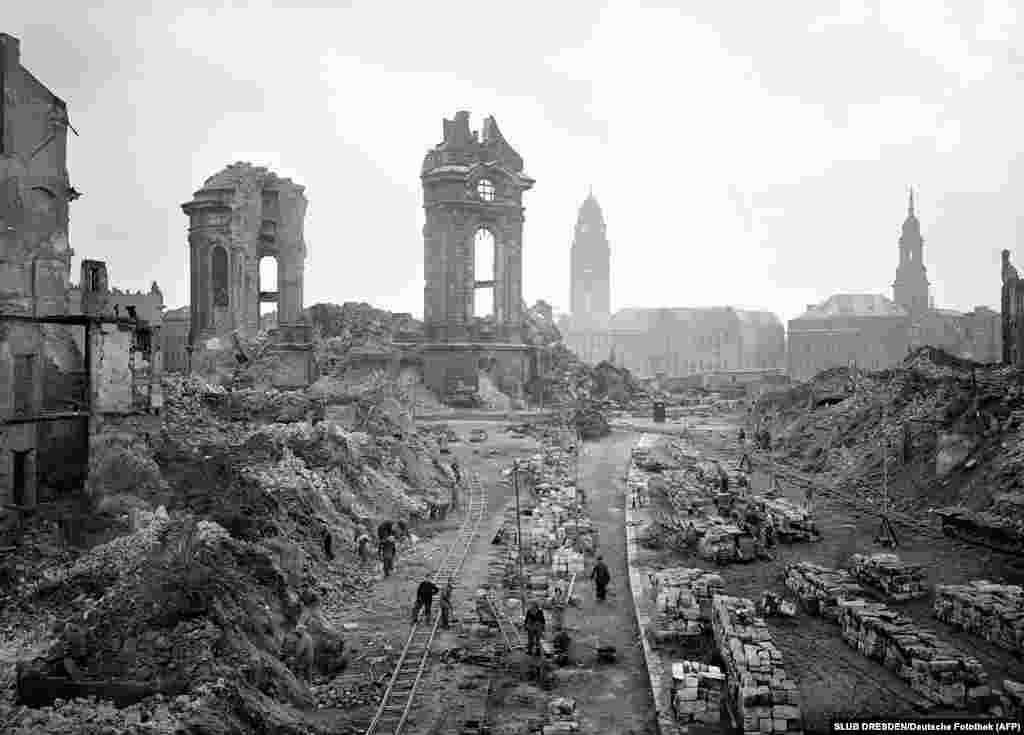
[7,0,1022,325]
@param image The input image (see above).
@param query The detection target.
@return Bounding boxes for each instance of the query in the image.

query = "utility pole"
[513,460,527,614]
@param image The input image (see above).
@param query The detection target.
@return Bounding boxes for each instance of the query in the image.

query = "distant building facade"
[787,294,910,382]
[563,192,613,364]
[789,191,1001,381]
[608,307,785,379]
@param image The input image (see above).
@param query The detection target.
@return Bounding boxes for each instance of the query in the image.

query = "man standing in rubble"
[379,533,398,577]
[356,529,372,564]
[524,601,546,656]
[412,575,440,624]
[590,555,611,602]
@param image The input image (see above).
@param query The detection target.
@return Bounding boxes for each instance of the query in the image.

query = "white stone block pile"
[784,562,866,621]
[934,581,1024,656]
[671,660,724,726]
[711,595,804,735]
[850,553,928,602]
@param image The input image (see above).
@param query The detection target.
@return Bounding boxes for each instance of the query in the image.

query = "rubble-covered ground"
[759,346,1024,516]
[0,347,457,734]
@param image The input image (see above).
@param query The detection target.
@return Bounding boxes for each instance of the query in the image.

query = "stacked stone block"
[543,696,579,735]
[671,661,724,726]
[649,568,725,642]
[850,553,928,602]
[933,581,1024,656]
[699,524,758,563]
[837,599,990,709]
[711,595,804,735]
[760,497,819,542]
[784,562,867,621]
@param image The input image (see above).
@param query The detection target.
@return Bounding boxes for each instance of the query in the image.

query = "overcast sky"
[7,0,1022,324]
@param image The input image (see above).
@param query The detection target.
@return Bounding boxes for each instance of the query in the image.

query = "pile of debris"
[710,595,804,735]
[758,347,1024,535]
[933,581,1024,656]
[849,553,928,602]
[837,598,990,710]
[784,562,866,621]
[757,497,819,542]
[543,695,579,735]
[670,660,724,726]
[698,524,759,565]
[649,568,724,642]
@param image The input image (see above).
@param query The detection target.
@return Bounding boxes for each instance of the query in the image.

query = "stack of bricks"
[849,553,928,602]
[760,497,819,542]
[699,524,758,564]
[837,598,990,709]
[784,562,866,621]
[933,581,1024,656]
[711,595,804,735]
[671,661,724,726]
[650,568,725,641]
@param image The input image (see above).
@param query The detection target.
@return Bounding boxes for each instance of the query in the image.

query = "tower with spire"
[892,187,931,320]
[569,190,611,329]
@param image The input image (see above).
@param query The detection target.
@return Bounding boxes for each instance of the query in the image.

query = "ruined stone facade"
[787,294,910,382]
[564,192,614,364]
[0,34,79,505]
[608,307,785,379]
[414,112,537,399]
[182,163,307,346]
[1003,249,1024,366]
[421,111,533,343]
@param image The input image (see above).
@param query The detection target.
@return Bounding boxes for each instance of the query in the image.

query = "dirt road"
[566,430,658,735]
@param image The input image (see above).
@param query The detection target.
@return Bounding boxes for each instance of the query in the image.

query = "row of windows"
[798,341,885,354]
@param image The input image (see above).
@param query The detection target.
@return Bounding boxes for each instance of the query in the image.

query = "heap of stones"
[849,553,928,602]
[648,567,725,642]
[934,581,1024,656]
[711,595,804,735]
[838,598,989,710]
[670,661,724,727]
[784,562,866,621]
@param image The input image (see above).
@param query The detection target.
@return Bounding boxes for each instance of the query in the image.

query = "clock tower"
[570,191,610,328]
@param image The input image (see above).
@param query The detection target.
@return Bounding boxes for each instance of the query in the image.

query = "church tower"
[892,188,930,319]
[569,191,611,328]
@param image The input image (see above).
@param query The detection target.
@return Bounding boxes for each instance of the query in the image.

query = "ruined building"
[0,34,160,506]
[563,192,613,364]
[1002,249,1024,366]
[414,111,537,398]
[161,306,190,373]
[182,162,307,345]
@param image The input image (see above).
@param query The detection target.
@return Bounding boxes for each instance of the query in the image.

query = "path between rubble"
[567,430,659,735]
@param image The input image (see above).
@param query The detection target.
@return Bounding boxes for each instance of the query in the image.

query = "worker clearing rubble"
[524,601,546,656]
[412,575,440,624]
[590,555,611,602]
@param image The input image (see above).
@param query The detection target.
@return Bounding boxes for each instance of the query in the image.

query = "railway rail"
[362,472,488,735]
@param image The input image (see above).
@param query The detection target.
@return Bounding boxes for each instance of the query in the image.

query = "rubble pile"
[784,562,866,621]
[1001,680,1024,720]
[710,595,804,735]
[758,347,1024,526]
[849,553,928,602]
[757,497,819,542]
[933,581,1024,656]
[648,568,724,642]
[670,661,724,726]
[837,598,990,709]
[542,695,579,735]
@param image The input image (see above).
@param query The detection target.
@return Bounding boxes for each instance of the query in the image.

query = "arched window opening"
[474,228,495,319]
[477,179,495,202]
[211,246,229,307]
[259,255,279,320]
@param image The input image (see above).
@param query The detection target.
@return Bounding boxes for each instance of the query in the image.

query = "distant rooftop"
[795,294,907,320]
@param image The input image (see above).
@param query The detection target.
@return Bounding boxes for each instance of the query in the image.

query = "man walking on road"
[379,533,397,577]
[524,601,546,656]
[412,575,440,624]
[590,555,611,602]
[439,581,454,629]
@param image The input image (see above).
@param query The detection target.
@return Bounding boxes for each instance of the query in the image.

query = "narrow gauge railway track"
[361,473,488,735]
